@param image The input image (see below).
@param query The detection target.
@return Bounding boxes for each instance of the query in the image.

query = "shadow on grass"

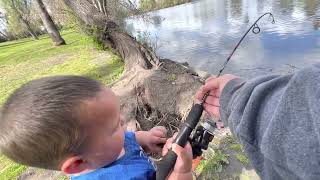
[83,58,124,85]
[0,39,36,48]
[0,30,76,49]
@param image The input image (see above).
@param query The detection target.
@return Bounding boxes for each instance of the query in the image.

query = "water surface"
[127,0,320,78]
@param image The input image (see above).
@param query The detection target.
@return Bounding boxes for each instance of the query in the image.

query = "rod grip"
[156,104,204,180]
[156,150,177,180]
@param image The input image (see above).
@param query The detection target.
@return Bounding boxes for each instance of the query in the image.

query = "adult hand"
[195,74,239,119]
[163,133,193,180]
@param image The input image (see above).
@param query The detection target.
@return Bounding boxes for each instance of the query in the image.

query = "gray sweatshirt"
[219,63,320,180]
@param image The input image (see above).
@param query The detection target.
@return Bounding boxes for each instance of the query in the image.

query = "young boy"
[0,76,192,179]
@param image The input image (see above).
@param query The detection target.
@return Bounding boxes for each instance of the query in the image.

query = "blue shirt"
[71,132,156,180]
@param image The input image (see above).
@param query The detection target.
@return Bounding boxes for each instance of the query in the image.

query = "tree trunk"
[62,0,208,133]
[34,0,66,46]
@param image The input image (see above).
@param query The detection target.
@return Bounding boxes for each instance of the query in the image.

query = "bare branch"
[62,0,107,28]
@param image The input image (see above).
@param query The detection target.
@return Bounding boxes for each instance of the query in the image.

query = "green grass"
[0,156,27,180]
[196,147,229,180]
[167,74,177,81]
[0,30,124,104]
[195,135,251,179]
[223,136,250,165]
[229,143,242,152]
[0,30,124,179]
[236,153,250,165]
[58,176,70,180]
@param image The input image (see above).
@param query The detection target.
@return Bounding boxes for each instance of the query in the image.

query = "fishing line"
[201,12,275,103]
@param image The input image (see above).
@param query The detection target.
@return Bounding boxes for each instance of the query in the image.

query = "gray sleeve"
[219,63,320,180]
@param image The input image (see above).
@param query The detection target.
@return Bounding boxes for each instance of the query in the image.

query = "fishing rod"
[156,12,275,180]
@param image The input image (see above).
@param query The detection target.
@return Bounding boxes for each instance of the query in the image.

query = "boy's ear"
[61,156,88,175]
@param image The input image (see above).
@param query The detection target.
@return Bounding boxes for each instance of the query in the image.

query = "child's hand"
[162,135,193,180]
[135,126,167,154]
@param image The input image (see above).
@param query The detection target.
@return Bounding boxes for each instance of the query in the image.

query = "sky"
[0,6,6,32]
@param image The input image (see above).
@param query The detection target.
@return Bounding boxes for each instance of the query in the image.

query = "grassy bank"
[0,31,124,179]
[195,134,257,180]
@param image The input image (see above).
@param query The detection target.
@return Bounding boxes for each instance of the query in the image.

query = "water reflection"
[126,0,320,78]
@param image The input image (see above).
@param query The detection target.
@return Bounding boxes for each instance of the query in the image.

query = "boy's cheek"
[95,135,124,168]
[113,127,125,158]
[92,128,125,168]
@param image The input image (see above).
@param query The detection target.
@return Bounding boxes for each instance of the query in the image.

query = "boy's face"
[79,87,125,169]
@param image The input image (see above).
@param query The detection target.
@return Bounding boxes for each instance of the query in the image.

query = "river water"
[126,0,320,78]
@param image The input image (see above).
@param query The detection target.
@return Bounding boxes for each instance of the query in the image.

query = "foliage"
[196,147,229,180]
[195,135,252,179]
[0,155,27,180]
[0,31,124,178]
[58,176,70,180]
[224,136,250,165]
[43,0,83,30]
[0,0,42,39]
[167,74,177,81]
[236,153,250,165]
[229,143,242,152]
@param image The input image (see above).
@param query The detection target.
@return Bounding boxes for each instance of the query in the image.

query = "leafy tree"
[0,0,39,39]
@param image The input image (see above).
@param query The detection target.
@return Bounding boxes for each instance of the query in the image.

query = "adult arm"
[197,63,320,179]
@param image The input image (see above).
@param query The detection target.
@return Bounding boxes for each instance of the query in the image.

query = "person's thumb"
[171,144,192,173]
[171,144,184,157]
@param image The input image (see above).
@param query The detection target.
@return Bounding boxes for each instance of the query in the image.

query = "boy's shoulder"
[71,132,156,180]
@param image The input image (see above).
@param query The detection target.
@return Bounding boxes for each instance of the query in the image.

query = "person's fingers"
[208,90,221,97]
[162,132,178,156]
[162,137,174,156]
[204,74,239,94]
[152,126,167,137]
[203,103,220,118]
[182,142,193,157]
[195,89,220,103]
[205,96,220,106]
[202,78,220,93]
[171,143,192,160]
[171,143,193,173]
[162,145,168,156]
[152,136,167,144]
[195,89,206,101]
[171,144,183,156]
[151,128,167,138]
[167,136,174,144]
[172,132,178,139]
